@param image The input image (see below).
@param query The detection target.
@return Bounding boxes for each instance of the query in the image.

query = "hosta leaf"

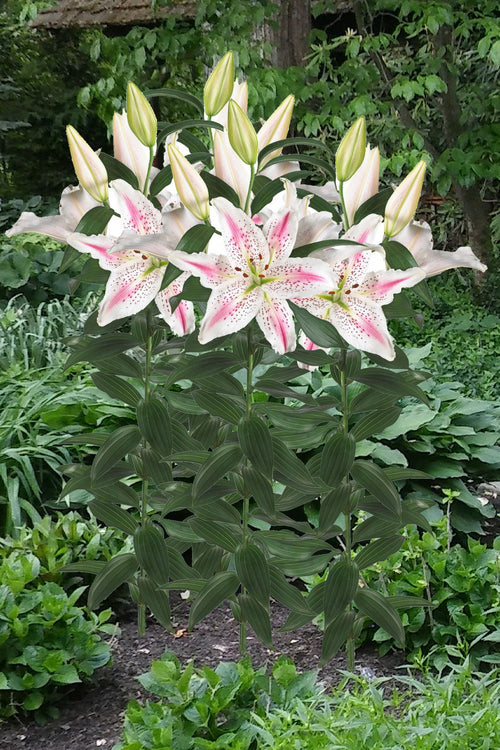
[354,535,404,569]
[239,594,273,648]
[235,543,270,606]
[320,611,355,666]
[324,557,359,626]
[134,524,170,584]
[355,588,405,647]
[188,571,239,629]
[136,397,172,456]
[192,444,242,499]
[238,416,273,477]
[320,433,356,487]
[242,466,275,515]
[91,372,142,407]
[91,425,141,483]
[350,460,401,516]
[189,518,241,552]
[89,499,139,536]
[138,577,172,630]
[350,407,401,441]
[88,553,138,610]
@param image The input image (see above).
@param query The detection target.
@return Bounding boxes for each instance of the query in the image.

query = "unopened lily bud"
[384,160,426,238]
[167,143,209,221]
[126,82,157,148]
[257,94,294,169]
[336,117,366,182]
[204,51,235,117]
[227,100,259,165]
[66,125,108,203]
[342,145,380,226]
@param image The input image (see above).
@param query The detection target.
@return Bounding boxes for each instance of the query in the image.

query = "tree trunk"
[256,0,311,68]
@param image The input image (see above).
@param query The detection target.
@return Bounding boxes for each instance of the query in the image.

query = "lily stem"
[240,330,254,653]
[340,352,355,671]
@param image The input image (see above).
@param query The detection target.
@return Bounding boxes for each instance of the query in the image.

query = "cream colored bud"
[335,117,366,182]
[257,94,294,170]
[227,100,258,165]
[167,144,209,221]
[384,160,427,238]
[204,51,235,117]
[126,82,157,148]
[66,125,108,203]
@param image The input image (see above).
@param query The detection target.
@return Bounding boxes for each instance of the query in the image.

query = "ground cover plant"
[6,48,490,675]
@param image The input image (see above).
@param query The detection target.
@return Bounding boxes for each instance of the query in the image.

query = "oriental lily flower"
[66,179,195,332]
[341,145,380,228]
[169,197,336,354]
[6,183,100,242]
[294,248,425,360]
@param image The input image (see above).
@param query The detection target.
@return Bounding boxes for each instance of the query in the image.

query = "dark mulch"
[0,597,406,750]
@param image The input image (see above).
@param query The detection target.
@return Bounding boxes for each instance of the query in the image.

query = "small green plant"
[0,550,114,721]
[361,521,500,669]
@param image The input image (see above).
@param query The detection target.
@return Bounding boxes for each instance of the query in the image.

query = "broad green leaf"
[89,499,138,535]
[100,152,139,188]
[174,223,216,255]
[136,397,172,456]
[383,467,431,481]
[193,497,241,525]
[60,560,106,575]
[91,372,142,407]
[142,447,173,486]
[366,346,410,370]
[272,437,316,490]
[74,205,115,235]
[288,301,345,348]
[353,516,403,543]
[324,557,359,626]
[162,519,205,543]
[354,535,404,569]
[170,352,240,384]
[239,594,273,648]
[354,368,428,404]
[134,524,170,584]
[188,571,239,629]
[351,460,401,515]
[355,588,405,647]
[88,553,138,610]
[189,518,241,552]
[319,485,351,529]
[192,444,242,500]
[251,170,311,214]
[268,565,311,615]
[148,164,172,196]
[138,576,172,630]
[320,611,355,666]
[242,466,275,516]
[235,543,270,606]
[264,151,336,180]
[388,595,434,609]
[349,388,399,414]
[350,407,401,441]
[258,136,333,163]
[193,391,245,424]
[320,433,356,487]
[353,187,391,224]
[271,553,332,577]
[65,333,139,369]
[91,425,141,483]
[165,391,205,415]
[201,171,240,205]
[238,416,273,477]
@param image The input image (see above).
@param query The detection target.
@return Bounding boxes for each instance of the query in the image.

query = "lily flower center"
[234,253,272,286]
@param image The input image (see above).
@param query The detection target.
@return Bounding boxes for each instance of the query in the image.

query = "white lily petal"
[213,130,251,209]
[341,146,380,227]
[66,232,120,270]
[155,272,196,336]
[107,179,163,236]
[256,295,296,354]
[264,209,298,263]
[295,212,342,247]
[113,111,151,190]
[211,197,268,267]
[199,282,262,343]
[393,221,487,276]
[344,214,385,246]
[60,184,100,226]
[266,258,336,298]
[328,297,395,360]
[98,262,164,326]
[360,267,425,304]
[110,231,175,260]
[169,250,235,288]
[6,212,72,241]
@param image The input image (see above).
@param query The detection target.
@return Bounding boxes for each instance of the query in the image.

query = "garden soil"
[0,597,406,750]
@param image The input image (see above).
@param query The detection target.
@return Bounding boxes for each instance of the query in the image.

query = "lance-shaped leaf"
[355,588,405,647]
[88,553,138,610]
[93,482,140,508]
[189,518,241,552]
[269,565,311,615]
[324,557,359,626]
[350,460,401,516]
[319,484,351,530]
[193,391,245,425]
[193,497,241,525]
[136,397,172,456]
[320,611,355,666]
[192,444,242,500]
[134,524,170,584]
[320,433,356,487]
[235,543,270,607]
[271,437,317,491]
[91,372,142,407]
[354,535,404,570]
[138,577,171,630]
[189,571,239,629]
[91,425,141,483]
[288,300,344,348]
[349,407,401,441]
[239,594,273,648]
[241,466,275,516]
[353,515,403,543]
[237,416,273,477]
[89,499,138,536]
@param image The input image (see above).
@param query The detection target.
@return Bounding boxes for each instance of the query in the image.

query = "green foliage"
[115,652,500,749]
[0,549,113,721]
[361,520,500,670]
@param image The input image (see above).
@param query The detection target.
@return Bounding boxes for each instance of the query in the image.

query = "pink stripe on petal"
[257,296,296,354]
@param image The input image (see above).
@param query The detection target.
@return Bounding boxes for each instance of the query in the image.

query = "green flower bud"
[336,117,366,182]
[204,51,235,117]
[227,100,258,166]
[126,82,157,148]
[66,125,108,203]
[384,160,426,238]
